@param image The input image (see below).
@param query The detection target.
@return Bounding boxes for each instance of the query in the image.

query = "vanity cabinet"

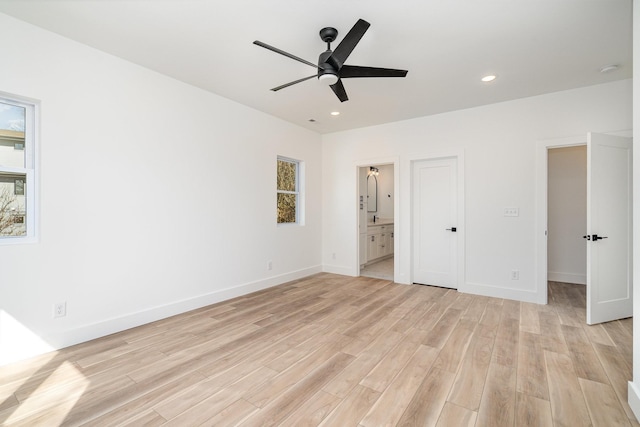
[366,224,394,263]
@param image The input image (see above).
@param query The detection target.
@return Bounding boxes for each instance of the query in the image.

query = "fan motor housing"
[318,51,338,80]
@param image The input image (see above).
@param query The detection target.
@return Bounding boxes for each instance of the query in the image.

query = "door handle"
[582,235,591,240]
[592,234,608,241]
[446,227,457,232]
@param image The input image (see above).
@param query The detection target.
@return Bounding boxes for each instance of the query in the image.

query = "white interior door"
[412,157,457,288]
[586,133,633,325]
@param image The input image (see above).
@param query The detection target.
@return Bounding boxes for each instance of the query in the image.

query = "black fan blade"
[253,40,322,70]
[330,80,349,102]
[271,75,317,91]
[328,19,370,69]
[340,65,408,79]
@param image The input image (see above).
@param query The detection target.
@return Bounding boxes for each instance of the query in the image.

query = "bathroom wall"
[375,164,394,221]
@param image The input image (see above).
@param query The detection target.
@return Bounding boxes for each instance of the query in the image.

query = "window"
[276,156,300,224]
[0,95,36,242]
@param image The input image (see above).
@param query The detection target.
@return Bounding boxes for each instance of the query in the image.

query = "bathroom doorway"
[358,163,395,281]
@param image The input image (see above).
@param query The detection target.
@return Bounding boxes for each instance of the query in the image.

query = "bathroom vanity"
[366,221,394,263]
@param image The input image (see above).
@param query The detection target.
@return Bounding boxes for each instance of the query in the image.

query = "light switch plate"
[504,207,519,217]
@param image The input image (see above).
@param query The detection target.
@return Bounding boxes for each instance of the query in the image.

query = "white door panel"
[586,133,632,325]
[412,158,458,288]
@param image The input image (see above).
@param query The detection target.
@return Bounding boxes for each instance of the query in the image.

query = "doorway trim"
[355,157,399,282]
[535,135,587,305]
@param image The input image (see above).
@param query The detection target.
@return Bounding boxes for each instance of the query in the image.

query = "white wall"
[629,0,640,420]
[547,146,587,285]
[0,13,322,365]
[322,79,631,303]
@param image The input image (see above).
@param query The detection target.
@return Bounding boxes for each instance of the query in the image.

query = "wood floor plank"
[244,334,351,408]
[520,302,541,334]
[89,370,206,425]
[2,369,135,426]
[199,399,258,427]
[579,377,631,427]
[435,402,477,427]
[116,409,167,427]
[516,338,549,400]
[447,332,494,411]
[360,340,420,392]
[432,319,476,373]
[238,352,354,427]
[322,330,404,398]
[395,367,456,426]
[583,323,616,347]
[602,320,634,367]
[319,385,381,426]
[0,278,635,427]
[593,342,636,420]
[422,308,464,349]
[544,350,591,427]
[278,390,341,427]
[515,392,553,427]
[360,345,439,427]
[476,362,516,427]
[492,317,519,368]
[461,295,489,322]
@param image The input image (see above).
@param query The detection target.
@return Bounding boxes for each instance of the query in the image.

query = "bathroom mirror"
[367,175,377,212]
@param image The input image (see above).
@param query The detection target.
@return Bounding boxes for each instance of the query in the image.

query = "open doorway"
[359,164,395,280]
[547,145,587,306]
[537,133,632,324]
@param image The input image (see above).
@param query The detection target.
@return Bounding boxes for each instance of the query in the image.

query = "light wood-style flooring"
[0,274,636,426]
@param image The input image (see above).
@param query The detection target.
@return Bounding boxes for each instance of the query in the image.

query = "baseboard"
[4,265,322,366]
[628,382,640,422]
[460,281,544,304]
[548,271,586,285]
[362,254,393,267]
[322,263,357,276]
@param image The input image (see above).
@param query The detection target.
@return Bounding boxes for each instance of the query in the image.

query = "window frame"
[0,93,38,244]
[276,156,303,226]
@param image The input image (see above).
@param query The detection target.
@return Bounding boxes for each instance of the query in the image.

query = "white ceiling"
[0,0,632,134]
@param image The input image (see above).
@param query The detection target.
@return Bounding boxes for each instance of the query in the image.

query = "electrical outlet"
[267,260,272,271]
[53,302,66,318]
[510,270,519,280]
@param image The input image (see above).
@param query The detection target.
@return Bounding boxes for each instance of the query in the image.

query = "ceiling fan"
[253,19,408,102]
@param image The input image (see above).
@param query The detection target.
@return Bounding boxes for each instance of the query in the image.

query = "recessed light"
[600,65,619,73]
[308,119,316,122]
[330,111,340,116]
[481,75,497,82]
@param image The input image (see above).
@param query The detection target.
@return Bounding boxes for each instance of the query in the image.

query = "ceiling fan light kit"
[253,19,408,102]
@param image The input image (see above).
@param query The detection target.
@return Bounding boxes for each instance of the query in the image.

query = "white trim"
[547,272,586,285]
[323,263,357,276]
[629,382,640,422]
[19,265,323,363]
[463,281,542,304]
